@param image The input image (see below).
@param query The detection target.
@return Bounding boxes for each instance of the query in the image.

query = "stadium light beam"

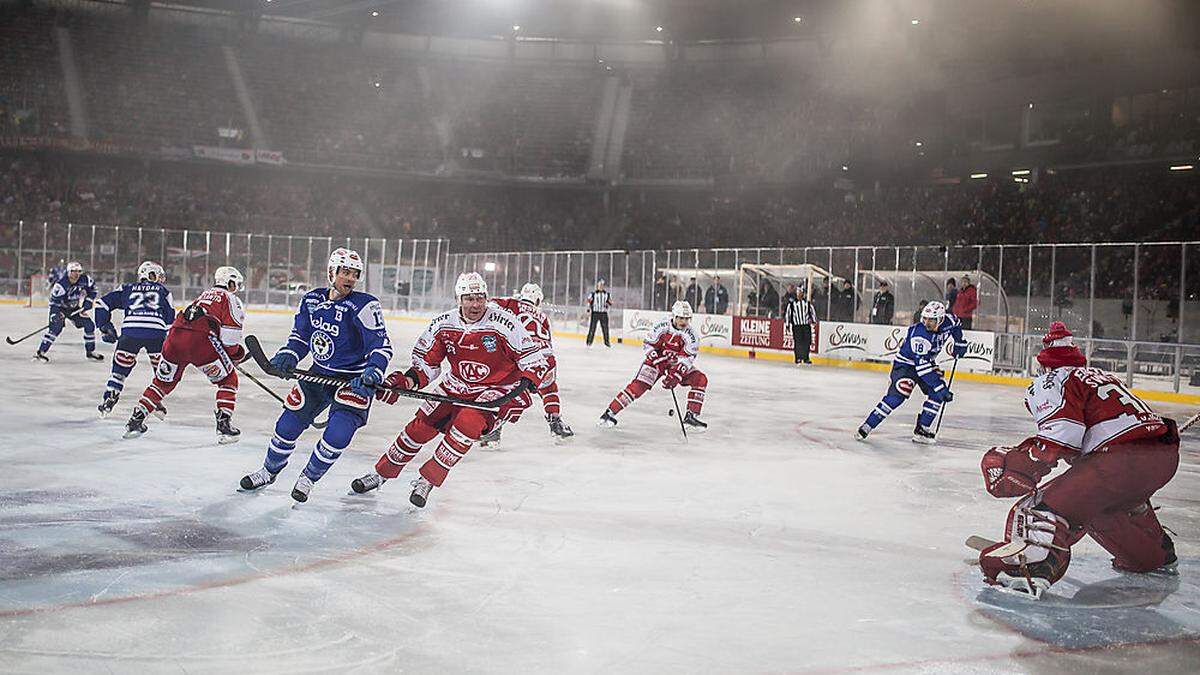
[1169,165,1194,171]
[371,10,379,18]
[910,19,920,25]
[1011,169,1031,176]
[970,173,988,179]
[656,26,664,33]
[793,17,802,23]
[483,262,498,272]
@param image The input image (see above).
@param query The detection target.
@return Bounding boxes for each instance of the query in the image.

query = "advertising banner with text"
[621,309,733,348]
[817,321,996,372]
[730,316,819,354]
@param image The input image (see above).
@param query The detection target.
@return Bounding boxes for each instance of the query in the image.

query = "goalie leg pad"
[979,493,1072,593]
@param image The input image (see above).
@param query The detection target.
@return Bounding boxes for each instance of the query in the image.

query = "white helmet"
[921,300,946,322]
[519,282,544,305]
[455,272,488,298]
[137,260,164,282]
[327,247,364,285]
[215,265,244,291]
[66,261,83,274]
[671,300,693,319]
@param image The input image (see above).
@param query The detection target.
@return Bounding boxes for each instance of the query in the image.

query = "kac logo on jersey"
[910,336,932,356]
[481,335,498,353]
[312,331,334,361]
[459,360,492,382]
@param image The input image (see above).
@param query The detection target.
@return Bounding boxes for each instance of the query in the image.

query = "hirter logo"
[459,360,492,382]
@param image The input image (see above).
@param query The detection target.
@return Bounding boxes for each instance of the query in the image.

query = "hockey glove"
[226,343,248,364]
[268,351,299,375]
[662,362,686,389]
[375,369,419,405]
[101,325,119,344]
[350,366,384,398]
[981,443,1054,498]
[941,390,954,403]
[182,303,207,323]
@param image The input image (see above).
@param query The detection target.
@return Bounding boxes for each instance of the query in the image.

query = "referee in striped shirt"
[784,285,816,364]
[585,280,612,347]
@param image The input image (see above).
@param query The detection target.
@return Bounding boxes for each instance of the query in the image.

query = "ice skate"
[682,411,708,433]
[33,351,49,363]
[351,471,386,494]
[548,414,574,439]
[291,473,315,503]
[855,423,871,441]
[598,410,618,428]
[215,410,241,444]
[85,351,105,361]
[239,467,278,491]
[97,390,119,418]
[409,477,434,508]
[912,424,937,445]
[1113,534,1178,576]
[123,408,148,439]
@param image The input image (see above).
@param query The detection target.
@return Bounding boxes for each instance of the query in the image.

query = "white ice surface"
[1,304,1198,674]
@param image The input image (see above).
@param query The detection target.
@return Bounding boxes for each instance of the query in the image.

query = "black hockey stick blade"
[7,323,51,345]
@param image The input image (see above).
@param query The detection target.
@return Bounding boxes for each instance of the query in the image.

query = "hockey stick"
[235,364,327,429]
[933,355,960,438]
[245,335,533,413]
[669,386,688,441]
[6,307,85,345]
[1180,411,1199,434]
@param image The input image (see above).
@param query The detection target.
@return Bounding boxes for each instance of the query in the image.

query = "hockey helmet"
[215,266,244,291]
[137,260,163,282]
[671,300,693,319]
[455,272,488,298]
[66,261,83,274]
[920,301,946,323]
[519,282,544,305]
[327,247,364,284]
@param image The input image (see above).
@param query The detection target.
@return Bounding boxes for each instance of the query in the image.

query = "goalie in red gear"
[479,281,573,444]
[348,272,551,508]
[123,266,247,444]
[598,300,708,432]
[977,321,1179,598]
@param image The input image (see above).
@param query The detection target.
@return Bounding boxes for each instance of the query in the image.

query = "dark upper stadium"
[1,0,1197,251]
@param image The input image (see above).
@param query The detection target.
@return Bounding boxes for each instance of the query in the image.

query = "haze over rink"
[1,304,1198,673]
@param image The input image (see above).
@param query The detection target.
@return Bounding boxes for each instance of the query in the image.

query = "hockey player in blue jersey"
[239,247,393,503]
[855,301,967,444]
[94,261,176,417]
[35,261,102,363]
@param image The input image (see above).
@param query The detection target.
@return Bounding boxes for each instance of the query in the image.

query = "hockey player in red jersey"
[349,272,551,507]
[478,282,573,445]
[123,266,247,443]
[598,300,708,432]
[977,322,1180,598]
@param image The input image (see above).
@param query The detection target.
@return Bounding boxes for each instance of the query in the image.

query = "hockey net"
[26,274,50,308]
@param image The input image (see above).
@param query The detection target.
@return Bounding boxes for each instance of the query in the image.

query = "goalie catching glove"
[981,438,1055,498]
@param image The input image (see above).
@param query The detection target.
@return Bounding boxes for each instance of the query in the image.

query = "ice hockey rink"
[1,303,1198,674]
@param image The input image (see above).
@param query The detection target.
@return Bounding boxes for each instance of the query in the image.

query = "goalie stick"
[245,335,533,413]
